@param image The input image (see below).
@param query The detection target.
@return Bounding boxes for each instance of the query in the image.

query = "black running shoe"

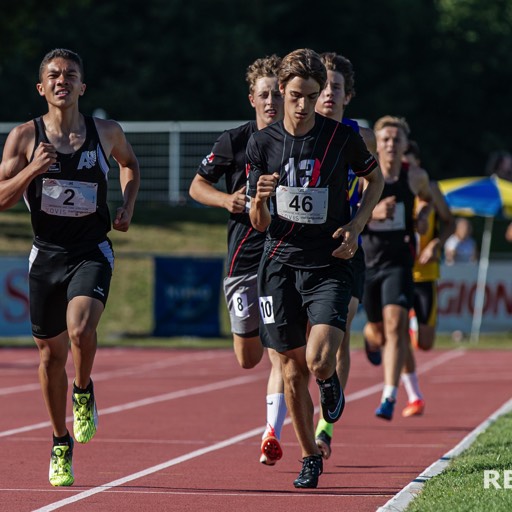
[316,372,345,424]
[293,454,323,488]
[364,338,382,366]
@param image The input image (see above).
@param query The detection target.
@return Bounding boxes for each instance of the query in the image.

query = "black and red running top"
[196,121,265,276]
[247,114,378,269]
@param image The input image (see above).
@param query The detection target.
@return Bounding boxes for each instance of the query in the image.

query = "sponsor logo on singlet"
[77,150,97,170]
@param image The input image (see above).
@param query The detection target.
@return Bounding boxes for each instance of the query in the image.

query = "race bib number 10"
[41,179,98,217]
[276,186,328,224]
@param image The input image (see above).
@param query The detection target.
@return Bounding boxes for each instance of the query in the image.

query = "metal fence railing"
[0,120,247,205]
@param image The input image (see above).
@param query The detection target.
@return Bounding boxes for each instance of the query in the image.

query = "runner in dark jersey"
[0,48,140,487]
[361,116,431,422]
[189,55,287,466]
[312,51,378,460]
[247,48,383,489]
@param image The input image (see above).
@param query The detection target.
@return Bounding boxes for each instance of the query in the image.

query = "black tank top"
[25,115,111,248]
[362,165,416,269]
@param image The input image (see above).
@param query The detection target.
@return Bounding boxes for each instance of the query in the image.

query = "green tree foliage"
[0,0,509,179]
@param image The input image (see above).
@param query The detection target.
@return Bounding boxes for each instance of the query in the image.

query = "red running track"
[1,346,512,512]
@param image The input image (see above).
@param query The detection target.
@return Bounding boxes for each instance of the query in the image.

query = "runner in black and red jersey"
[247,48,383,489]
[189,55,287,466]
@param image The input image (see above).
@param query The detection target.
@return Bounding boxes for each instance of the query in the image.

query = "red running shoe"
[259,427,283,466]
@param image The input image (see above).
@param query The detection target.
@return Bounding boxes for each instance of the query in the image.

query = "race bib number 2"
[276,186,328,224]
[41,179,98,217]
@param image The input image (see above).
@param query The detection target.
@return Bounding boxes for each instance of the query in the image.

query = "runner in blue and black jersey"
[312,51,378,460]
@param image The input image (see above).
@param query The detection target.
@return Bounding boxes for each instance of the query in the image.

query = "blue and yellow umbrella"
[438,175,512,342]
[438,175,512,218]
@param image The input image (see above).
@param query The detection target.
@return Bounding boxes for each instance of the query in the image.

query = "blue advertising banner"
[153,256,224,337]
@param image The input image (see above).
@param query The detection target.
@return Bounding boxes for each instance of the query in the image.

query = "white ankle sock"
[381,385,398,402]
[401,372,423,402]
[264,393,287,440]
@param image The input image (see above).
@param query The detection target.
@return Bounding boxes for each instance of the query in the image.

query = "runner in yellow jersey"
[401,141,454,417]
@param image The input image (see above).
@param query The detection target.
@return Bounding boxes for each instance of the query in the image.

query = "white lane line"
[346,347,466,403]
[0,350,229,396]
[0,371,267,438]
[28,349,465,511]
[377,395,512,511]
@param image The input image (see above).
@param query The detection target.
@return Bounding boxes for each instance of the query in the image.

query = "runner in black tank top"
[362,163,416,269]
[361,116,431,423]
[26,115,111,247]
[0,49,140,487]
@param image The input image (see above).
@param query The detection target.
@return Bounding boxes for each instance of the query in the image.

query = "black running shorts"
[28,239,114,339]
[349,247,365,301]
[413,280,437,327]
[362,265,414,323]
[257,257,353,352]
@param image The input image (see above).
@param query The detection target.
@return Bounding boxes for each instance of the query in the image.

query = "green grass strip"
[406,411,512,511]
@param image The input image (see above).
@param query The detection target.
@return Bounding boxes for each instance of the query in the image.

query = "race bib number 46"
[276,186,328,224]
[41,179,98,217]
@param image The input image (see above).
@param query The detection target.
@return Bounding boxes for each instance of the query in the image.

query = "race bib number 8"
[259,296,275,324]
[233,292,249,318]
[41,179,98,217]
[276,186,328,224]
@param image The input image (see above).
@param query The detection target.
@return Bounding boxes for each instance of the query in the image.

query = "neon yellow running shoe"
[72,386,98,444]
[49,438,74,486]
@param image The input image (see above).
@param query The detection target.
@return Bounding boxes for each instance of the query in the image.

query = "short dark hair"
[320,52,356,98]
[278,48,326,91]
[39,48,84,81]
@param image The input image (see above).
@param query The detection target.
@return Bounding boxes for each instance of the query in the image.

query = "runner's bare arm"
[190,174,247,213]
[0,123,57,210]
[249,172,278,232]
[332,166,384,259]
[96,119,140,232]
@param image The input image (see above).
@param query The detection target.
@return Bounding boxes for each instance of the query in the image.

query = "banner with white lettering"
[352,262,512,333]
[0,257,31,336]
[153,256,224,337]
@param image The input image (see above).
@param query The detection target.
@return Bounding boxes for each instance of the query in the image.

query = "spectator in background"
[444,217,478,264]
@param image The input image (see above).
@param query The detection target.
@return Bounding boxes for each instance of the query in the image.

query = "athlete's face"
[280,76,321,135]
[376,126,409,166]
[249,76,283,129]
[316,70,351,122]
[37,57,86,108]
